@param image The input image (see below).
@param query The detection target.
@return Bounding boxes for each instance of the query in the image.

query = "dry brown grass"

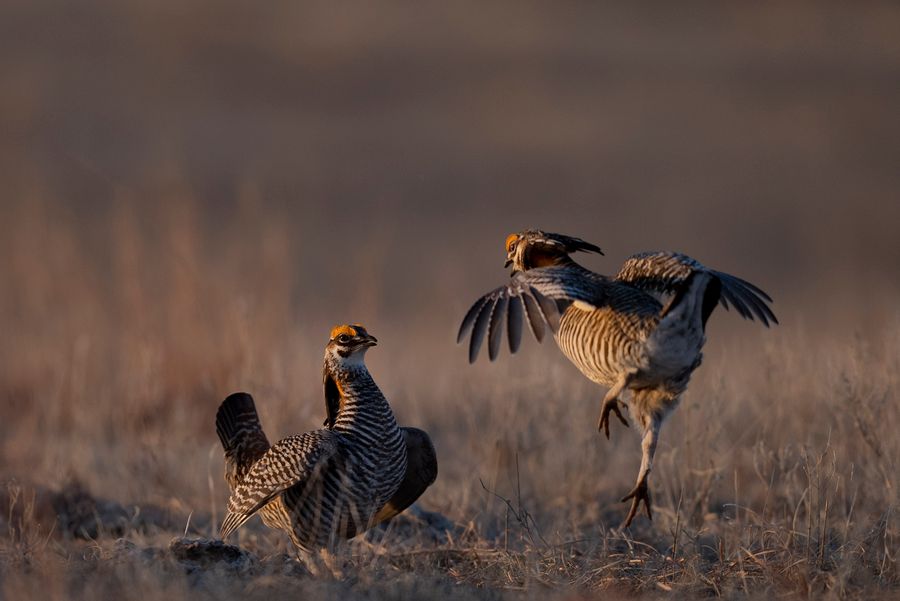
[0,195,896,600]
[2,1,899,599]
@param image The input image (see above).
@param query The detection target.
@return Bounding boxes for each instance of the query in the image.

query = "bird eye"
[505,233,519,253]
[337,334,350,344]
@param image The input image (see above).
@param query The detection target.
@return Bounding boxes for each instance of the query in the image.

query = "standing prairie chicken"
[458,230,776,527]
[216,324,437,553]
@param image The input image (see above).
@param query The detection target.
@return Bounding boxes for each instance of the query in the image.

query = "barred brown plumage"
[216,324,437,555]
[459,230,777,528]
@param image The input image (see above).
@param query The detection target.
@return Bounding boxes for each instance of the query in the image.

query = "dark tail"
[700,275,722,328]
[659,271,721,331]
[215,392,271,487]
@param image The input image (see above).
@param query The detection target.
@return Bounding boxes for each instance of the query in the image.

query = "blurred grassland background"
[0,1,899,599]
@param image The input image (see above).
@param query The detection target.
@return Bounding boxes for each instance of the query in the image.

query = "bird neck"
[523,246,575,270]
[327,364,397,434]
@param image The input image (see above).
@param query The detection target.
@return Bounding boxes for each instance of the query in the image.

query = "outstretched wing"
[220,431,340,539]
[457,273,560,363]
[615,251,778,326]
[458,266,617,363]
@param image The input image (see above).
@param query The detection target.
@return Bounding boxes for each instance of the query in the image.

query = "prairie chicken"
[458,230,776,527]
[216,324,437,553]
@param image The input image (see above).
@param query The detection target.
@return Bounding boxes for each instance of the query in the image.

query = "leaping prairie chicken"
[216,324,437,553]
[458,230,776,527]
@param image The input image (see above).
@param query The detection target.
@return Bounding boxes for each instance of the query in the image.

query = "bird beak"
[361,334,378,347]
[504,259,512,268]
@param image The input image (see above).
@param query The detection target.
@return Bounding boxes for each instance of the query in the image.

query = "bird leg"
[597,374,631,439]
[621,414,660,528]
[621,477,651,528]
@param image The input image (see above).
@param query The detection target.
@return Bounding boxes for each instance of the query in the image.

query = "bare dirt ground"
[1,2,898,599]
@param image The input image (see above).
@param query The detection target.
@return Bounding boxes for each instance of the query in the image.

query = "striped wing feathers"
[220,431,341,540]
[457,266,621,363]
[459,251,778,363]
[615,251,777,326]
[457,273,563,363]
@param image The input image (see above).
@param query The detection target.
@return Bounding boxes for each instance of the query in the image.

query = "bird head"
[504,229,604,272]
[325,324,378,367]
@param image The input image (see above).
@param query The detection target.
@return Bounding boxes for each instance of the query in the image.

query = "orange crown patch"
[330,325,358,339]
[330,324,369,340]
[505,233,519,253]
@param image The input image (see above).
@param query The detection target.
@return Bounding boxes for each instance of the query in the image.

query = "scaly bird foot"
[620,479,652,528]
[597,398,630,439]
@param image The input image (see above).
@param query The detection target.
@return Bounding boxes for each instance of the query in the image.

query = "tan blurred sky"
[1,1,899,340]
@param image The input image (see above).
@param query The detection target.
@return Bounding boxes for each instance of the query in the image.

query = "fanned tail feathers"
[215,392,271,488]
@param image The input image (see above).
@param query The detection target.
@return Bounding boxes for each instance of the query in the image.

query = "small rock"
[168,537,253,569]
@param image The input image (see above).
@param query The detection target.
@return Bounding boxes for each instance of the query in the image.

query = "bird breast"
[554,305,652,386]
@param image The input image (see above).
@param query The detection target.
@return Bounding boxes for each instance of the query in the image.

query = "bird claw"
[620,479,652,528]
[597,398,630,439]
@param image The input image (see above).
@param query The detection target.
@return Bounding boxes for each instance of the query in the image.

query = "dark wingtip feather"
[561,234,604,256]
[468,297,495,363]
[717,272,778,327]
[725,277,772,326]
[732,274,774,303]
[521,291,546,342]
[719,285,752,320]
[739,282,778,325]
[507,295,524,353]
[458,297,488,344]
[488,295,509,361]
[532,287,560,334]
[580,242,604,256]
